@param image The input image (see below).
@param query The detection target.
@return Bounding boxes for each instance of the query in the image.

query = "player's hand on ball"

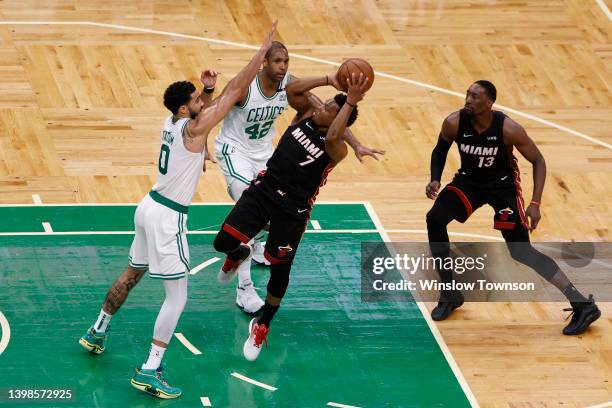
[327,73,343,91]
[200,69,218,88]
[425,181,440,199]
[346,73,368,105]
[525,203,541,230]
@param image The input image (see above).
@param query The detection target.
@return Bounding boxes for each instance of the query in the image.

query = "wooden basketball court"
[0,1,610,406]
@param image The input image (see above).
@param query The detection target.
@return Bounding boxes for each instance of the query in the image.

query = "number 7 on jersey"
[299,154,315,166]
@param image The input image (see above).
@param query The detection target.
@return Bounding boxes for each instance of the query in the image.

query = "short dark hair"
[163,81,196,114]
[265,41,288,60]
[474,80,497,102]
[333,93,359,127]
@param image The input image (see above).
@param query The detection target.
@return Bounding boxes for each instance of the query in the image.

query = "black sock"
[258,301,280,327]
[562,283,588,304]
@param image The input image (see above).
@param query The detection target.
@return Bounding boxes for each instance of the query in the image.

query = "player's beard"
[462,106,474,116]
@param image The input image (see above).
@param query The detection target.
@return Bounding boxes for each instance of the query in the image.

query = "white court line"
[587,401,612,408]
[31,194,42,205]
[0,200,365,207]
[190,257,221,275]
[363,201,480,408]
[596,0,612,20]
[0,228,503,241]
[173,333,202,355]
[310,220,322,230]
[0,20,609,151]
[200,396,212,407]
[0,311,11,355]
[328,402,362,408]
[230,372,277,391]
[42,222,53,233]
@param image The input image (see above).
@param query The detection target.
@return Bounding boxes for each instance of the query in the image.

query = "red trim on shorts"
[494,221,516,230]
[508,151,528,229]
[306,163,335,218]
[447,185,473,218]
[264,249,284,265]
[222,223,250,243]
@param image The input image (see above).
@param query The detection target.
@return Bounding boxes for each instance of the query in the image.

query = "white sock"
[142,343,166,370]
[238,259,253,288]
[93,308,112,333]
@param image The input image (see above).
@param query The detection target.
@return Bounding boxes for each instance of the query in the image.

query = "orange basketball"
[336,58,375,92]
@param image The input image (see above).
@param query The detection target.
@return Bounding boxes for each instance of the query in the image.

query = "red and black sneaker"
[243,318,269,361]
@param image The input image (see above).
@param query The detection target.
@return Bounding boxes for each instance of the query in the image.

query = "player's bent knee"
[426,207,451,230]
[507,244,558,280]
[213,229,241,253]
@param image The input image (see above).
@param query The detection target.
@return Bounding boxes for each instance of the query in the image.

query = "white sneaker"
[236,282,265,315]
[243,318,269,361]
[218,244,252,283]
[251,241,270,266]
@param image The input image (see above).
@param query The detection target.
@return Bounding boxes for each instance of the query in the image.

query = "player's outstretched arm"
[504,117,546,230]
[325,73,368,163]
[187,20,277,145]
[426,112,458,199]
[341,128,385,162]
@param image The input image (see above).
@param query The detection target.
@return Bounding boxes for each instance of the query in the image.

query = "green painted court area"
[0,203,470,408]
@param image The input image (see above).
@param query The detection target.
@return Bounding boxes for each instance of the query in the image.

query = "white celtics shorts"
[128,192,189,280]
[215,142,270,194]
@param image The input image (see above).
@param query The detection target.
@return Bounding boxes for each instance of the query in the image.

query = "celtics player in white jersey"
[215,41,385,315]
[78,21,278,399]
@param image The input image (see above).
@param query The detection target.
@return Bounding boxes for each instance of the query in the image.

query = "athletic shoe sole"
[78,337,104,354]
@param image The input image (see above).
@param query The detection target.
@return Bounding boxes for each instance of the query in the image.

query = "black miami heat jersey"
[455,110,514,181]
[262,118,333,203]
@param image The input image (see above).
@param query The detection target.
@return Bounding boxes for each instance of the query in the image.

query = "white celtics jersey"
[151,116,205,206]
[216,72,290,160]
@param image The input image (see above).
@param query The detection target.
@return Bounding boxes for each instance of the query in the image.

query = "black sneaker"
[562,294,601,335]
[431,290,464,321]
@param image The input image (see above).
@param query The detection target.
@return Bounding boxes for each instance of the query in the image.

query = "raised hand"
[346,73,368,105]
[200,69,218,89]
[327,73,343,91]
[262,20,278,50]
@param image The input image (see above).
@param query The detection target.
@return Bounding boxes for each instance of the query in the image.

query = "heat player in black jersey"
[426,80,600,335]
[213,73,370,360]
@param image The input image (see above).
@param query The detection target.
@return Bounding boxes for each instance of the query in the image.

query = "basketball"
[336,58,375,92]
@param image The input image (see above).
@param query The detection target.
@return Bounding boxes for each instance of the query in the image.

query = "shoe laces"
[252,323,269,348]
[563,294,595,321]
[134,365,169,386]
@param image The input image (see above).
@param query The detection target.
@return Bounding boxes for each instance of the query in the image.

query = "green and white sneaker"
[79,327,107,355]
[131,364,182,399]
